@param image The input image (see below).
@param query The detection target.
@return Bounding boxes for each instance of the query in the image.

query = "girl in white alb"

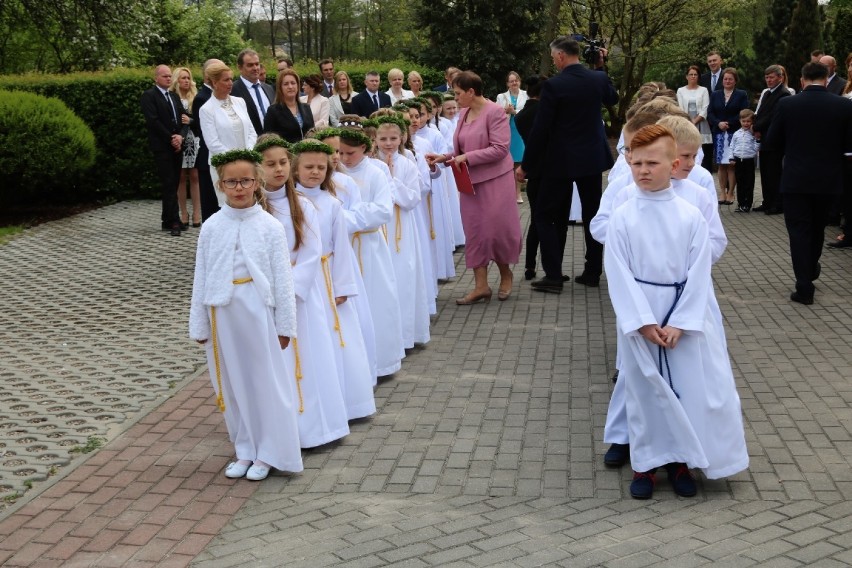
[257,135,351,447]
[189,149,302,481]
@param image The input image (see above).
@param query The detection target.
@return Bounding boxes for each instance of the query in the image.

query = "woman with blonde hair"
[169,66,202,227]
[407,70,424,98]
[386,68,413,104]
[199,62,257,205]
[328,70,355,126]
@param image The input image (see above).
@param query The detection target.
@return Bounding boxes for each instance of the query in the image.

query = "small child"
[291,138,377,419]
[337,125,406,377]
[256,134,351,447]
[188,149,303,481]
[374,116,431,347]
[729,109,758,212]
[604,125,748,500]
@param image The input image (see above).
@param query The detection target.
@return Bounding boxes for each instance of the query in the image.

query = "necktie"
[372,93,379,109]
[711,73,717,91]
[327,83,333,96]
[164,91,177,124]
[252,83,267,120]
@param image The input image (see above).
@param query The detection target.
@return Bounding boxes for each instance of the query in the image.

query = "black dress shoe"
[574,273,600,287]
[524,269,536,281]
[827,238,852,248]
[765,208,782,215]
[531,277,564,293]
[170,222,182,237]
[612,369,619,383]
[734,206,750,213]
[790,291,813,305]
[752,204,767,212]
[604,443,630,467]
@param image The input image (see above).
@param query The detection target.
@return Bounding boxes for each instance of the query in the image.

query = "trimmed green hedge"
[0,90,96,203]
[0,62,442,202]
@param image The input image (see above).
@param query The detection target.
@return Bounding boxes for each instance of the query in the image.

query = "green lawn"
[0,225,24,245]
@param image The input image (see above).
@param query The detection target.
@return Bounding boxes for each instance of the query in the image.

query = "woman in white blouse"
[676,65,712,146]
[300,74,330,129]
[385,68,413,104]
[328,71,354,127]
[199,62,257,205]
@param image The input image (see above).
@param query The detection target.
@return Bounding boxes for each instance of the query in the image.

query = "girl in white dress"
[337,127,406,377]
[256,135,350,447]
[374,116,431,347]
[313,128,378,380]
[291,139,377,420]
[189,149,302,481]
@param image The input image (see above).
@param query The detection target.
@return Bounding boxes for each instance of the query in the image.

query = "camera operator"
[516,35,618,292]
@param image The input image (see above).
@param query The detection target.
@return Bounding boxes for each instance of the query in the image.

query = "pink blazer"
[453,100,514,185]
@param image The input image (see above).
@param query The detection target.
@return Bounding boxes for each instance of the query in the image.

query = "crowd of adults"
[141,44,852,306]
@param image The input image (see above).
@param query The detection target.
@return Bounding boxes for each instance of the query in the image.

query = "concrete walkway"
[1,191,851,566]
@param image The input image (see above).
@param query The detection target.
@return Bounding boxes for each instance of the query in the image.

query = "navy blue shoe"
[665,463,697,497]
[604,443,629,467]
[630,470,656,499]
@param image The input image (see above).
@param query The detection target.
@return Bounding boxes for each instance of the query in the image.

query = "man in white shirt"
[699,51,724,171]
[231,48,274,135]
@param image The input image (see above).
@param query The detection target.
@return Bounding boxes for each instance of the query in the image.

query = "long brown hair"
[255,133,305,250]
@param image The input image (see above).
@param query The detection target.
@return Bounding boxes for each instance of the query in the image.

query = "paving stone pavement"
[1,183,851,566]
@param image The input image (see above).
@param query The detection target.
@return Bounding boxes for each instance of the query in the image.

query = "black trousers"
[733,157,756,208]
[783,193,834,297]
[701,142,714,173]
[841,161,852,235]
[759,150,783,210]
[196,143,221,222]
[154,150,182,226]
[534,174,603,279]
[524,176,540,271]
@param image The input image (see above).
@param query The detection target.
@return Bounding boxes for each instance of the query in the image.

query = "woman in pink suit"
[427,71,522,305]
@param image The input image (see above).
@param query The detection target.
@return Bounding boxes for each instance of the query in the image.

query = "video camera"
[572,22,606,67]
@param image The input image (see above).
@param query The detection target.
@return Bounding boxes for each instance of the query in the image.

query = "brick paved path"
[1,192,851,566]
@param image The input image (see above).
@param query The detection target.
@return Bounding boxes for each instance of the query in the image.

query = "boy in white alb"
[604,125,748,500]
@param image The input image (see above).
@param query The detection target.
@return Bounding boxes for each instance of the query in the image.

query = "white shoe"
[224,461,251,478]
[246,463,270,481]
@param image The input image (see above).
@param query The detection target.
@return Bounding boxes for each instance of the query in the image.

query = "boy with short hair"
[604,125,748,499]
[729,109,759,212]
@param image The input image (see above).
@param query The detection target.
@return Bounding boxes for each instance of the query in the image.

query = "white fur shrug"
[189,203,296,341]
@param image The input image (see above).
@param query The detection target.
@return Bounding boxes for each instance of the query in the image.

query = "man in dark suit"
[765,62,852,305]
[434,67,460,92]
[350,71,392,117]
[820,55,848,95]
[319,58,335,97]
[140,65,189,236]
[230,49,274,136]
[699,51,725,171]
[516,36,618,292]
[191,58,223,222]
[753,64,791,215]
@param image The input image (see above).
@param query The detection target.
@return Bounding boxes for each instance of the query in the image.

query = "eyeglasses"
[221,178,256,189]
[619,147,630,156]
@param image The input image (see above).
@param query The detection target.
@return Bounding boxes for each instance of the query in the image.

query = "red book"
[450,161,475,195]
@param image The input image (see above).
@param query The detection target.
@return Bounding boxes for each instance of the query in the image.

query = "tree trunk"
[539,0,563,74]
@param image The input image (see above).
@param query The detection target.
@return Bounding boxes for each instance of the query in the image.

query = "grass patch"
[69,436,105,454]
[0,225,23,244]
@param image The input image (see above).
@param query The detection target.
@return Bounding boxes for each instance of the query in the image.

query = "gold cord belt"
[427,193,436,239]
[210,277,254,412]
[321,253,345,347]
[292,338,304,413]
[350,228,379,274]
[394,205,402,253]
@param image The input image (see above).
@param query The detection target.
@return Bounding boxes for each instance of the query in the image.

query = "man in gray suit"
[230,49,274,136]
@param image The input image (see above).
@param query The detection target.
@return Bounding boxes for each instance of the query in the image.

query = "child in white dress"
[189,149,303,481]
[256,135,350,447]
[291,139,377,420]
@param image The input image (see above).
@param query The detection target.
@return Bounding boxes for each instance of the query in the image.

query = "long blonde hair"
[169,67,198,103]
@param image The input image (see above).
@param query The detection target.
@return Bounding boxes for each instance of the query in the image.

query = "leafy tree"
[832,7,852,66]
[146,0,246,65]
[783,0,821,87]
[412,0,547,95]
